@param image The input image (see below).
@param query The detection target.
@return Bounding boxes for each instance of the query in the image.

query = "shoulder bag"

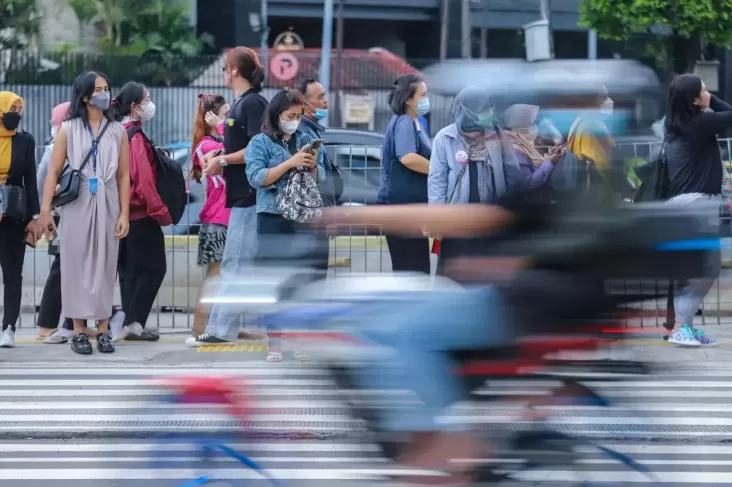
[52,120,110,208]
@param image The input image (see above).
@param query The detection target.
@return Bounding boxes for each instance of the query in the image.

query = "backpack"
[276,169,325,223]
[127,126,187,225]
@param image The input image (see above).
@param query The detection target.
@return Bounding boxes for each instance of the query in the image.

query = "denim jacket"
[428,123,523,204]
[245,132,326,214]
[298,117,338,206]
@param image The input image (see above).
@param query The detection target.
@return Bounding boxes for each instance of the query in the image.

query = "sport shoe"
[185,333,233,347]
[667,324,702,347]
[693,328,719,347]
[71,334,93,355]
[96,332,115,353]
[43,328,73,344]
[0,329,15,348]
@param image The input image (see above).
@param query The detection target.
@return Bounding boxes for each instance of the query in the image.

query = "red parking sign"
[270,52,299,81]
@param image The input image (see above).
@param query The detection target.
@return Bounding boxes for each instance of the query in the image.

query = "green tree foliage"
[579,0,732,72]
[0,0,41,46]
[48,0,216,85]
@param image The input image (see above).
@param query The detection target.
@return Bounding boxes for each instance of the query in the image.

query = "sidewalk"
[6,316,732,365]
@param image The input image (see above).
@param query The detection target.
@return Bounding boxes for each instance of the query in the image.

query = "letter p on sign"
[270,52,299,81]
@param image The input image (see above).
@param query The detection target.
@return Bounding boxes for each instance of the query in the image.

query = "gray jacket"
[428,123,523,204]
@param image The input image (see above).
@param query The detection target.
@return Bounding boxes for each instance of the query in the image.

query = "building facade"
[197,0,596,62]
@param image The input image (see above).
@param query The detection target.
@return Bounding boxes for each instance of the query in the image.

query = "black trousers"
[37,255,71,330]
[118,217,166,328]
[0,218,26,327]
[385,235,430,274]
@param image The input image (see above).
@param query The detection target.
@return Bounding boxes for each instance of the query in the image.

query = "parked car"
[163,128,386,235]
[323,128,384,206]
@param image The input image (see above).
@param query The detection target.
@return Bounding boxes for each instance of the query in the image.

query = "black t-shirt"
[666,95,732,198]
[223,88,268,208]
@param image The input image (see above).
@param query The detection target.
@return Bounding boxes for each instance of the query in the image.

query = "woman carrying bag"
[0,91,40,348]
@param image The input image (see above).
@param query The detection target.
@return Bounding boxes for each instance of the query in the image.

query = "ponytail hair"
[190,93,228,183]
[109,81,147,122]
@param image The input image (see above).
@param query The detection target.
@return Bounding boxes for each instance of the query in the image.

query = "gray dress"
[59,118,124,320]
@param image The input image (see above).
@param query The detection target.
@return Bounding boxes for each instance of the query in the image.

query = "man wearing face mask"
[428,86,523,278]
[295,78,342,207]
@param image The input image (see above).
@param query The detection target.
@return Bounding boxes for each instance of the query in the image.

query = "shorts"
[197,223,227,266]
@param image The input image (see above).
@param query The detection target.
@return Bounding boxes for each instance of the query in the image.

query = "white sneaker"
[113,320,143,343]
[109,311,126,341]
[0,329,15,348]
[43,328,73,344]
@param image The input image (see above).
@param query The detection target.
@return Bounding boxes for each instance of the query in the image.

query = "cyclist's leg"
[353,286,512,433]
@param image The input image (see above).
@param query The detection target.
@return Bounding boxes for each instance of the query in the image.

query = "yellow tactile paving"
[196,343,269,352]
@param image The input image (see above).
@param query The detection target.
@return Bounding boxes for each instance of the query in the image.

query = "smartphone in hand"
[24,230,37,248]
[309,139,324,151]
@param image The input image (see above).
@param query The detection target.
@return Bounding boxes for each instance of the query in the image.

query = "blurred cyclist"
[322,191,614,484]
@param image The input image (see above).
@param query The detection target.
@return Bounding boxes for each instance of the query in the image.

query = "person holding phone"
[188,93,229,338]
[503,104,564,195]
[245,88,326,362]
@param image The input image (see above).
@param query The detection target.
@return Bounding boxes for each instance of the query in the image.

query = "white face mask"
[279,118,300,135]
[137,101,156,121]
[600,97,614,115]
[51,125,59,140]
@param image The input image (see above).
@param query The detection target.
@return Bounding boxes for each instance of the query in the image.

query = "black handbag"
[0,185,27,220]
[52,120,111,208]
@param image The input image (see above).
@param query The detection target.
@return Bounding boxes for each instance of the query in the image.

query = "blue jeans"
[205,206,258,341]
[352,286,513,432]
[669,195,722,325]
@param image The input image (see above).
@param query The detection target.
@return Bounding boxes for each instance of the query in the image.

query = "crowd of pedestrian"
[0,47,727,354]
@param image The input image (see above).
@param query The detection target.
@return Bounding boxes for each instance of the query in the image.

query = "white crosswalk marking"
[1,365,732,485]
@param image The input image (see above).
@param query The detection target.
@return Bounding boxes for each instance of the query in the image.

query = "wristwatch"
[219,156,228,167]
[31,214,39,220]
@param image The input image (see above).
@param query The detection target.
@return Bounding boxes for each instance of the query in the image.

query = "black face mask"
[1,112,21,131]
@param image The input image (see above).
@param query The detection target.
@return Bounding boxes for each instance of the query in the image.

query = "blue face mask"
[415,97,430,116]
[314,108,328,120]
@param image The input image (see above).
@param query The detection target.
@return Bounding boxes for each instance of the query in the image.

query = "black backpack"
[126,126,187,225]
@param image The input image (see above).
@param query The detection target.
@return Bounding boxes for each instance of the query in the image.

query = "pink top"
[192,135,230,227]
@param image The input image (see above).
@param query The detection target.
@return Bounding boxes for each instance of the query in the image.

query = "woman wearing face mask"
[503,104,564,195]
[379,74,432,274]
[108,82,171,342]
[427,86,523,279]
[245,88,326,362]
[0,91,41,347]
[189,93,229,338]
[38,71,130,355]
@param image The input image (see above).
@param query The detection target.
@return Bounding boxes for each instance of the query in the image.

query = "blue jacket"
[245,132,326,214]
[298,116,338,205]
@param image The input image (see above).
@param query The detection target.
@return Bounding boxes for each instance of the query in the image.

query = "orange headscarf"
[0,91,24,183]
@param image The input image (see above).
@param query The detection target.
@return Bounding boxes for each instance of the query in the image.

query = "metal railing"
[8,139,732,329]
